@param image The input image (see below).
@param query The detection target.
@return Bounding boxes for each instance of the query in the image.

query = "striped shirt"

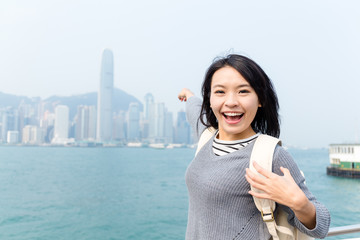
[212,131,260,156]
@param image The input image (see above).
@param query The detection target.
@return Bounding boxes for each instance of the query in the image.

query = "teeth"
[224,113,243,116]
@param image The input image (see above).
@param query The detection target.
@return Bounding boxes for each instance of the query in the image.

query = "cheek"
[209,96,215,108]
[246,97,260,113]
[209,97,219,111]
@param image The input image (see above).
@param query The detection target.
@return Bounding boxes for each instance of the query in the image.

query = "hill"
[0,88,143,120]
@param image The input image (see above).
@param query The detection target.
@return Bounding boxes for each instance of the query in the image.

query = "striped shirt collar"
[212,131,260,156]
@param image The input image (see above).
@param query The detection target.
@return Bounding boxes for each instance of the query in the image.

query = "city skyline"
[0,89,191,146]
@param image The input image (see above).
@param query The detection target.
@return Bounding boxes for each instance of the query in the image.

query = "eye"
[214,90,225,94]
[239,89,249,94]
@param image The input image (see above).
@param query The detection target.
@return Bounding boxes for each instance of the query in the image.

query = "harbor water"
[0,146,359,240]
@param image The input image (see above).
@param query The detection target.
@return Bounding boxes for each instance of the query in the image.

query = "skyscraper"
[175,110,191,144]
[164,111,173,144]
[75,105,96,141]
[144,93,154,121]
[22,125,44,144]
[148,102,168,143]
[97,48,114,142]
[0,107,19,143]
[127,102,141,141]
[52,105,69,143]
[142,93,154,139]
[113,111,126,141]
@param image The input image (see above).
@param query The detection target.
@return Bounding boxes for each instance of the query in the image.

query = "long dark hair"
[200,54,280,137]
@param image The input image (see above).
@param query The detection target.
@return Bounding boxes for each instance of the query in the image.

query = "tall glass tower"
[53,105,69,143]
[96,49,114,142]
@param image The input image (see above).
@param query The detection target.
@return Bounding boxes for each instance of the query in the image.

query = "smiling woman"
[177,54,330,240]
[209,66,261,141]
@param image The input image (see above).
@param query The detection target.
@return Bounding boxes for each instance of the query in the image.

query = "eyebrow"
[212,84,250,88]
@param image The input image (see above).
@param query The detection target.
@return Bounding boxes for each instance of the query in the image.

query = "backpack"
[250,134,313,240]
[195,129,313,240]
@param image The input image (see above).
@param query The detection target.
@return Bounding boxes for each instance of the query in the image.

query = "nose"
[224,93,239,107]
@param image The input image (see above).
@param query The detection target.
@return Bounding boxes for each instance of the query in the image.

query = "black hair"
[200,54,280,137]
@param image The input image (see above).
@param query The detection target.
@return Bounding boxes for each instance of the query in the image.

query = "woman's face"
[210,66,260,141]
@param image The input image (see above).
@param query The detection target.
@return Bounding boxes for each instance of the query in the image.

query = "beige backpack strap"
[195,127,216,156]
[249,135,295,240]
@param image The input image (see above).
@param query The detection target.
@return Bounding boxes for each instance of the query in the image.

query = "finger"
[245,168,267,187]
[280,167,291,177]
[248,190,270,199]
[253,161,273,178]
[245,174,266,190]
[178,96,186,101]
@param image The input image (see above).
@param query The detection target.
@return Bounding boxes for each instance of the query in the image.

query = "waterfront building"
[75,105,96,141]
[127,102,141,141]
[164,111,173,144]
[142,93,154,139]
[7,131,19,144]
[147,102,174,143]
[148,102,165,143]
[96,48,114,142]
[0,107,19,143]
[113,111,126,141]
[141,117,149,140]
[174,110,191,144]
[144,93,154,121]
[52,105,69,143]
[41,111,55,143]
[18,101,37,141]
[22,125,44,144]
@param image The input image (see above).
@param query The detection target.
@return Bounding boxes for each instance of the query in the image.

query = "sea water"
[0,146,358,240]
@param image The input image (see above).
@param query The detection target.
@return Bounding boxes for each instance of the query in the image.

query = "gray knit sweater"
[185,96,330,240]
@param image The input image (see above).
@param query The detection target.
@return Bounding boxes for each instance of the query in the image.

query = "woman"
[178,54,330,239]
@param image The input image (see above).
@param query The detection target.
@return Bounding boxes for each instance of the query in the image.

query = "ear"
[258,103,262,107]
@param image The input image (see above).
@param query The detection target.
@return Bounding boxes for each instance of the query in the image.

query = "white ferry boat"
[127,142,143,147]
[149,143,165,149]
[327,144,360,178]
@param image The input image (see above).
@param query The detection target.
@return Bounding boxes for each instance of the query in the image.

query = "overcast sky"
[1,0,360,148]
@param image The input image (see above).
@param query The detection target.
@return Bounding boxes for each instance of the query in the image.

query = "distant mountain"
[0,92,35,108]
[0,88,143,120]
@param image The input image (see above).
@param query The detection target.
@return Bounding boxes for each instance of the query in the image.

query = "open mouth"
[222,112,244,121]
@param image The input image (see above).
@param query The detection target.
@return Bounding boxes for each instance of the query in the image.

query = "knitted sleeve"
[272,146,331,239]
[185,96,207,141]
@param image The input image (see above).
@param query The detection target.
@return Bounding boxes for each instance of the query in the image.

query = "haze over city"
[1,0,360,148]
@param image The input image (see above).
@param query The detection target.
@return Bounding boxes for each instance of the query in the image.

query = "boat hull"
[327,166,360,179]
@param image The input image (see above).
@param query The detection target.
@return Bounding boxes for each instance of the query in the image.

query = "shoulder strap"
[249,134,281,213]
[249,135,295,240]
[195,127,216,156]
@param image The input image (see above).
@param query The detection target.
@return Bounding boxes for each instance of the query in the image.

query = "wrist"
[186,91,194,99]
[291,191,309,212]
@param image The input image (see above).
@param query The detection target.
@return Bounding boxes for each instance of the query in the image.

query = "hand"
[245,161,307,211]
[245,161,317,229]
[178,88,194,102]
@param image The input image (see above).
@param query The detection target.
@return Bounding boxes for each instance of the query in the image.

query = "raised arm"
[178,88,207,141]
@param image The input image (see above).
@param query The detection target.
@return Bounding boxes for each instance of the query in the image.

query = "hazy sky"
[1,0,360,148]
